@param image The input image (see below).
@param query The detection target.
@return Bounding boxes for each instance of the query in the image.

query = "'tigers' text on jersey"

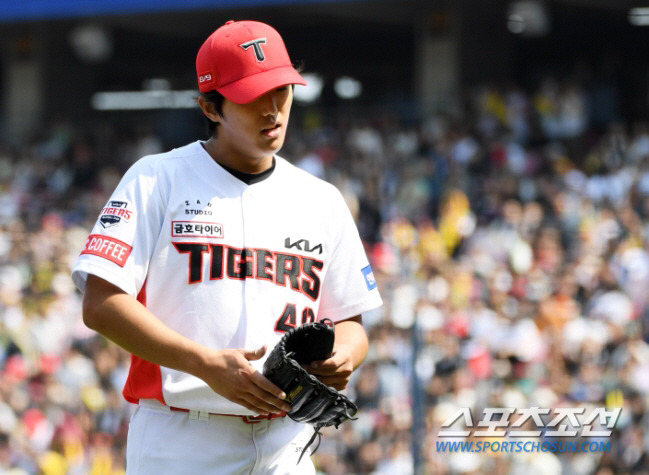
[173,242,324,301]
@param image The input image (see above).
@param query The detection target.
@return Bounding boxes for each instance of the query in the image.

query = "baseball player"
[72,20,382,474]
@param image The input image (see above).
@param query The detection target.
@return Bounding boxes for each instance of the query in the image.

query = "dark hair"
[200,90,225,138]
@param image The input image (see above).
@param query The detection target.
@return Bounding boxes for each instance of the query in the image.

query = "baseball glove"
[263,318,358,463]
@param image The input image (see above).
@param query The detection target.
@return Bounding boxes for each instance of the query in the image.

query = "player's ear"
[198,95,221,123]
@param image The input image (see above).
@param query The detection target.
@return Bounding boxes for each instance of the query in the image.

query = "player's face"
[216,86,293,173]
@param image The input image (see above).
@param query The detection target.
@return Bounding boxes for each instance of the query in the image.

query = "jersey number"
[274,304,316,332]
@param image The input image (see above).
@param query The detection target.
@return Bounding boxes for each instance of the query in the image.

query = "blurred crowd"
[1,73,649,474]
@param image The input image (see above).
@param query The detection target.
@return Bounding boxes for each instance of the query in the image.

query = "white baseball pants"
[126,399,317,475]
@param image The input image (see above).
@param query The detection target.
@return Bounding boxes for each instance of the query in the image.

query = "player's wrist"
[179,344,221,381]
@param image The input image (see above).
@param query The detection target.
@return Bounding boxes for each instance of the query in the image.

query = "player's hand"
[306,346,354,390]
[202,345,291,416]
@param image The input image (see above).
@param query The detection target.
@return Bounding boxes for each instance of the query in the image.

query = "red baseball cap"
[196,20,307,104]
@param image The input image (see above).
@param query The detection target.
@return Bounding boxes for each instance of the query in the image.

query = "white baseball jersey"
[72,140,382,415]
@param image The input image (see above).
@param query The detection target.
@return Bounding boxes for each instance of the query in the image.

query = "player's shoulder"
[274,155,341,196]
[130,141,203,172]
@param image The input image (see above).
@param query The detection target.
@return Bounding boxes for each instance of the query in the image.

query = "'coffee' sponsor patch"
[81,234,132,267]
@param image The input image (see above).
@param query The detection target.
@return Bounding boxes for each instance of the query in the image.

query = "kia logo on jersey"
[284,237,323,255]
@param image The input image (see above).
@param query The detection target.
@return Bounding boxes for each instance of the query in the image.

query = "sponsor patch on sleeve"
[99,200,134,229]
[81,234,133,267]
[361,265,377,291]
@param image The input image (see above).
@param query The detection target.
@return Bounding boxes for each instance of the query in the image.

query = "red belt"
[168,405,286,424]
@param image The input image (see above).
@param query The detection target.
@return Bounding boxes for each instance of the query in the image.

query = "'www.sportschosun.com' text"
[435,440,611,454]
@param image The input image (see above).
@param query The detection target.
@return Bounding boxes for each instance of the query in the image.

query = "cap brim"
[217,66,307,104]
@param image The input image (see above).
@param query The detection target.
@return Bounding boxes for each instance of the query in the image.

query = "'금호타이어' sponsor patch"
[172,221,224,238]
[362,265,377,290]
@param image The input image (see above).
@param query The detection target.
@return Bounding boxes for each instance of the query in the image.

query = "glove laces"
[298,424,323,464]
[297,404,358,464]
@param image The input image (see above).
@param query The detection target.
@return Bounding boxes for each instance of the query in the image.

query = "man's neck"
[202,138,274,174]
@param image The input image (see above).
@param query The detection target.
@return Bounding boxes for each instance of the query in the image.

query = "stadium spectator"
[0,73,648,473]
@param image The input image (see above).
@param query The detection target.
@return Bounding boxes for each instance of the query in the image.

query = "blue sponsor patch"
[362,265,377,290]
